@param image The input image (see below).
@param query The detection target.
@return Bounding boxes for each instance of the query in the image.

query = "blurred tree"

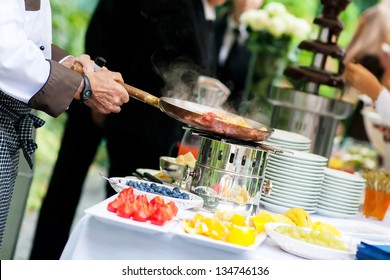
[51,0,98,54]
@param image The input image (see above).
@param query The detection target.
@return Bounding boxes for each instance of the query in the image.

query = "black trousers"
[29,102,106,260]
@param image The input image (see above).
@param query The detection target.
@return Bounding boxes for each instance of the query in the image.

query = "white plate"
[265,166,324,182]
[84,196,178,234]
[266,175,323,189]
[317,200,359,213]
[320,186,362,198]
[321,182,364,194]
[172,222,267,254]
[269,190,320,202]
[264,192,318,205]
[319,193,361,207]
[108,177,204,210]
[315,207,358,219]
[267,139,311,148]
[312,217,390,242]
[322,178,365,190]
[271,186,320,198]
[265,223,356,260]
[267,162,324,176]
[268,157,326,171]
[260,199,317,214]
[268,129,311,144]
[261,196,317,209]
[270,150,328,164]
[324,168,366,184]
[264,141,311,152]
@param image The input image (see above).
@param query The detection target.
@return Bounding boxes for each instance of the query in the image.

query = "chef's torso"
[0,0,52,102]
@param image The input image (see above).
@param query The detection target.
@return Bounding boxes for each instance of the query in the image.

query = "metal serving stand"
[265,0,354,159]
[267,86,353,158]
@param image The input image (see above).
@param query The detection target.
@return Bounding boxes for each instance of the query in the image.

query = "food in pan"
[200,112,252,128]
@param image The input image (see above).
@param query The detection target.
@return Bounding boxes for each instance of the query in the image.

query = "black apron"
[0,90,44,247]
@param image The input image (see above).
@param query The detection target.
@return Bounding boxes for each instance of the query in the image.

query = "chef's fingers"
[77,54,95,73]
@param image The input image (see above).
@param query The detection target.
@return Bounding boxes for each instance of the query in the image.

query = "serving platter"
[107,177,204,210]
[171,222,267,254]
[265,222,356,260]
[313,217,390,242]
[84,196,178,234]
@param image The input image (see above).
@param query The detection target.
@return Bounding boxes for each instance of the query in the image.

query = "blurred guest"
[215,0,263,111]
[342,0,390,142]
[29,0,226,259]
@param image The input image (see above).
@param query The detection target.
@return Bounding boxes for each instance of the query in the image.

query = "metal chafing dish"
[181,127,280,214]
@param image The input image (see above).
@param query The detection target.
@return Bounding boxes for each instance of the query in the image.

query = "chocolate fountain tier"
[321,0,351,19]
[313,16,344,36]
[284,66,345,89]
[298,40,344,60]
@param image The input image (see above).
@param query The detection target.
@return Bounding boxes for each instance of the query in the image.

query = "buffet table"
[60,200,390,260]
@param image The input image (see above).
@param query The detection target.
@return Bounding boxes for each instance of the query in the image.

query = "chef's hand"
[66,54,129,114]
[344,62,382,101]
[82,69,129,113]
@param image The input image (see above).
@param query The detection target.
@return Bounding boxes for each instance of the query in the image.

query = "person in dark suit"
[29,0,226,259]
[215,0,263,111]
[96,0,225,193]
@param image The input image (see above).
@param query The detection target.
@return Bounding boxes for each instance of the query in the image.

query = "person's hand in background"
[344,62,383,101]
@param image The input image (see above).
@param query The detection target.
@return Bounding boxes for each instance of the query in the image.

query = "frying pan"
[71,62,274,141]
[121,83,274,142]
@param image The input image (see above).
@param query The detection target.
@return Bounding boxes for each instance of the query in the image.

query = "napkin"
[356,241,390,260]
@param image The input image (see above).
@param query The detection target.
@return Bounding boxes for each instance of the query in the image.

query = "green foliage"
[263,0,318,21]
[51,0,98,54]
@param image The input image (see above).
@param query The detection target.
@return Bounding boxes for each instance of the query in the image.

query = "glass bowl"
[159,156,186,181]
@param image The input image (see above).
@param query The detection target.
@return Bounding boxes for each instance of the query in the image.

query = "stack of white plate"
[316,168,366,218]
[264,129,311,152]
[260,150,328,214]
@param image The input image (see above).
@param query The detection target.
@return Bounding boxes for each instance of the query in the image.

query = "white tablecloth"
[60,203,390,260]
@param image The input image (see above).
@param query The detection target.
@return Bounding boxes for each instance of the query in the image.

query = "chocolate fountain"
[267,0,353,158]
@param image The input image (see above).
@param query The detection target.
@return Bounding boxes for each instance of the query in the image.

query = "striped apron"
[0,90,44,248]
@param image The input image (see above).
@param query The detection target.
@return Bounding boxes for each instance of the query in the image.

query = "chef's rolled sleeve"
[28,60,83,117]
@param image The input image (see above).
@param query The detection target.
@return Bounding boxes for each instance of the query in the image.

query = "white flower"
[291,18,312,39]
[263,2,287,17]
[266,16,287,38]
[240,2,311,41]
[284,14,311,39]
[240,9,269,31]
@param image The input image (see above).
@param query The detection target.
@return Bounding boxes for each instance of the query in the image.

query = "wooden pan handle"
[118,82,160,108]
[70,60,160,108]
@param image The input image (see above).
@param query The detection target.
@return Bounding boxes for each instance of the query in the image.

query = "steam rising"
[159,60,202,101]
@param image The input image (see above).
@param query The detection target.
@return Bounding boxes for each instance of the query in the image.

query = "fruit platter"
[106,177,204,210]
[265,222,356,260]
[82,183,390,260]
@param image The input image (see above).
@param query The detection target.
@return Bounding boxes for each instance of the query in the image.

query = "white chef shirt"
[0,0,52,104]
[374,87,390,126]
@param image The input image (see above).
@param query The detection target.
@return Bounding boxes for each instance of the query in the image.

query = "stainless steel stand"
[267,86,353,158]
